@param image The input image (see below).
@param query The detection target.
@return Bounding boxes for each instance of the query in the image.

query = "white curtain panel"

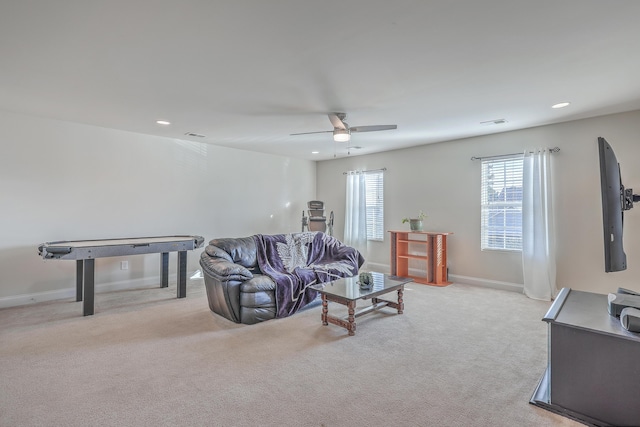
[344,171,367,253]
[522,149,557,301]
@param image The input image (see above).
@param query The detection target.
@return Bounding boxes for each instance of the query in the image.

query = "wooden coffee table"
[311,272,412,336]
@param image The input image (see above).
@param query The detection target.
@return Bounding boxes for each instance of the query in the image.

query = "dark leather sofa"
[199,232,363,324]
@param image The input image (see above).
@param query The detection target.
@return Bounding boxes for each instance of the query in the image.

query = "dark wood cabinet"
[531,288,640,426]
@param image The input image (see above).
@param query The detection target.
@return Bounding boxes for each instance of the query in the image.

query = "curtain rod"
[343,167,387,175]
[470,147,560,161]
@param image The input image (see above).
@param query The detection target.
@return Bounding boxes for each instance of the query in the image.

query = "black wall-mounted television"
[598,137,639,272]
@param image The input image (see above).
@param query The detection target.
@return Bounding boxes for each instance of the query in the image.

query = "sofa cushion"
[240,274,276,293]
[208,237,257,268]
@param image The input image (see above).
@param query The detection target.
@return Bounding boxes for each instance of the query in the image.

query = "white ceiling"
[2,1,640,161]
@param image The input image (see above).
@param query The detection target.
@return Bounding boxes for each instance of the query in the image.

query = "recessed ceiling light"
[156,120,171,125]
[551,102,570,109]
[311,151,319,154]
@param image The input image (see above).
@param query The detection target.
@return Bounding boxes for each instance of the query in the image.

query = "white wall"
[0,109,315,303]
[3,109,640,305]
[317,110,640,295]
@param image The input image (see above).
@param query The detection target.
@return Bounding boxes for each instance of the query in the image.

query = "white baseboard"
[364,262,390,274]
[0,275,177,309]
[448,274,523,293]
[359,262,523,293]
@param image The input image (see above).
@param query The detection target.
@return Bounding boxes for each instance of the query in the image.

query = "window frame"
[480,155,524,251]
[365,171,384,241]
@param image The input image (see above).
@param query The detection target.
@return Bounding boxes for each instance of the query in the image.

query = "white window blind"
[365,171,384,241]
[481,155,523,251]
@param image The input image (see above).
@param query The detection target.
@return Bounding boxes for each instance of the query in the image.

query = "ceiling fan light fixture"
[333,129,350,142]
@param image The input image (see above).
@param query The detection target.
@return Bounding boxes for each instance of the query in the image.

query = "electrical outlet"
[121,261,129,270]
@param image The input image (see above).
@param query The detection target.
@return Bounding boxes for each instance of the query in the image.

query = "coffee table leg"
[348,301,356,336]
[397,286,404,314]
[321,294,328,326]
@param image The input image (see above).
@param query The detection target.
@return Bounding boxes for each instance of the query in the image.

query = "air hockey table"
[38,235,205,316]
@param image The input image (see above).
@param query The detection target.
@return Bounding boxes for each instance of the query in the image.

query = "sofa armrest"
[200,252,253,281]
[204,244,233,262]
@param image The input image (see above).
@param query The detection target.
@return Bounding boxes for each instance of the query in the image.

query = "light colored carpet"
[0,280,581,427]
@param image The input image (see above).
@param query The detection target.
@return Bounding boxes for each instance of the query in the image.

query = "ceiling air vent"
[184,132,206,138]
[480,119,507,126]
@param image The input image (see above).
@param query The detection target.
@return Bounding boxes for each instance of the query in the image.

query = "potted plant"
[402,210,427,231]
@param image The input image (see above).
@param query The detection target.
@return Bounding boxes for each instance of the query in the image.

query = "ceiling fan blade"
[328,113,347,130]
[350,124,397,133]
[290,130,333,136]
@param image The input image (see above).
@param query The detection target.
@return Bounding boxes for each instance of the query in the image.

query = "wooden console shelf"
[388,230,453,286]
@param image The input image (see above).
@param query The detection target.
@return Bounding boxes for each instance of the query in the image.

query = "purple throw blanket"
[253,232,364,318]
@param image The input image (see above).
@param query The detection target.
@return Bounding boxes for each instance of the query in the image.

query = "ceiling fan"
[290,112,397,142]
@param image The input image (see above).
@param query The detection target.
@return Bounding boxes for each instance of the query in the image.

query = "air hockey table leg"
[76,260,83,302]
[83,259,95,316]
[161,252,169,288]
[177,251,187,298]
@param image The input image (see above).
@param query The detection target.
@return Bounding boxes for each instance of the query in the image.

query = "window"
[481,155,523,251]
[365,171,384,241]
